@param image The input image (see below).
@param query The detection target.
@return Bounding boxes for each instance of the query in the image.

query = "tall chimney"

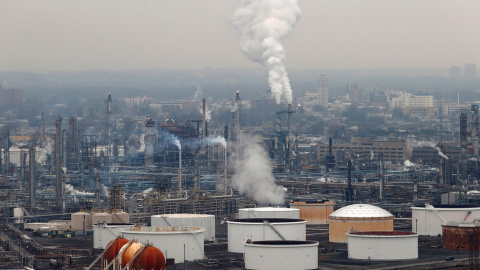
[287,104,292,135]
[178,147,182,197]
[276,104,281,132]
[55,117,63,211]
[345,160,353,201]
[379,153,384,201]
[329,138,333,155]
[29,146,36,210]
[224,125,229,140]
[202,98,206,148]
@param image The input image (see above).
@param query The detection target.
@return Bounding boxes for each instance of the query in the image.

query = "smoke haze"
[231,0,302,104]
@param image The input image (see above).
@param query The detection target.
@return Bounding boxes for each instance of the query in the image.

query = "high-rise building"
[348,83,362,104]
[448,65,461,78]
[464,63,477,79]
[318,73,328,107]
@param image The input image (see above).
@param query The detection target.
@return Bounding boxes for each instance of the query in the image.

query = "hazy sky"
[2,0,479,72]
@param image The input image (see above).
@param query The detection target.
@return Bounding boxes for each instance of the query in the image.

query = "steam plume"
[232,0,302,104]
[65,184,94,196]
[206,136,226,148]
[435,147,449,160]
[231,134,285,204]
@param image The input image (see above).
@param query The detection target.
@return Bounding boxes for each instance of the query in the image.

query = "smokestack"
[287,103,292,135]
[41,113,45,148]
[96,173,101,207]
[276,104,281,132]
[29,146,36,209]
[460,113,468,149]
[224,125,229,140]
[4,130,9,175]
[413,176,418,202]
[329,138,333,155]
[379,153,384,201]
[20,150,26,190]
[178,148,182,197]
[345,160,353,201]
[202,98,206,147]
[224,142,228,195]
[55,117,63,211]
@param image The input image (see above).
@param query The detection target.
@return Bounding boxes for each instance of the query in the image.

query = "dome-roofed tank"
[329,204,394,243]
[120,242,143,268]
[103,237,129,263]
[130,245,166,270]
[111,211,130,223]
[92,212,112,225]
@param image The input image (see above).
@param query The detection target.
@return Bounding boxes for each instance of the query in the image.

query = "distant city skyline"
[1,0,479,72]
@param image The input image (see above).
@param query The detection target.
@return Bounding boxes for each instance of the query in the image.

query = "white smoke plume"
[232,0,302,104]
[142,187,153,194]
[200,104,212,122]
[36,137,54,165]
[194,85,203,100]
[102,184,110,198]
[370,151,374,160]
[405,138,437,157]
[435,147,449,160]
[65,184,94,196]
[139,134,145,152]
[206,136,227,148]
[230,134,285,204]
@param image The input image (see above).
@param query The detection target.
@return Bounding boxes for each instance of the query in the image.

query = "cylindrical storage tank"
[103,237,129,264]
[238,207,300,219]
[111,211,130,224]
[329,204,394,243]
[130,245,166,270]
[122,226,204,263]
[91,213,112,226]
[94,223,135,249]
[151,214,215,242]
[347,231,418,260]
[289,200,335,224]
[412,204,480,236]
[13,207,24,218]
[227,218,307,253]
[442,223,480,250]
[244,240,318,270]
[71,212,91,230]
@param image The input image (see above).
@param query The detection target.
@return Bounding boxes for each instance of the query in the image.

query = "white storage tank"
[329,204,394,243]
[244,240,318,270]
[111,211,130,224]
[239,207,300,219]
[93,223,135,249]
[121,226,204,263]
[227,218,307,253]
[91,212,112,225]
[151,214,215,242]
[347,231,418,260]
[71,212,91,230]
[412,204,480,236]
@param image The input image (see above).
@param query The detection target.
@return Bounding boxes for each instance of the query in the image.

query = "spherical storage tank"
[347,231,418,260]
[151,214,215,241]
[122,226,204,263]
[244,240,318,270]
[329,204,394,243]
[71,212,91,230]
[91,212,112,225]
[103,237,129,265]
[228,218,306,253]
[289,199,335,224]
[93,223,135,249]
[412,204,480,236]
[238,207,300,219]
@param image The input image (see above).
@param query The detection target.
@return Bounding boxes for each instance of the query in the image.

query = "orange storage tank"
[120,242,143,268]
[103,237,129,263]
[130,245,166,270]
[290,199,335,224]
